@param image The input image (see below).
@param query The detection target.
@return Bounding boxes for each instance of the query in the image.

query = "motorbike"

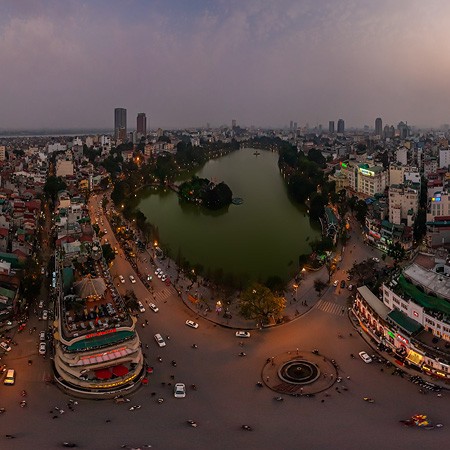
[274,396,283,402]
[256,382,263,388]
[129,405,142,411]
[62,443,77,448]
[350,354,355,359]
[192,344,198,349]
[191,384,197,391]
[242,425,253,431]
[171,360,177,367]
[187,420,198,427]
[239,352,246,357]
[21,390,27,397]
[157,357,162,362]
[20,400,27,408]
[363,397,374,403]
[0,408,6,414]
[157,398,164,404]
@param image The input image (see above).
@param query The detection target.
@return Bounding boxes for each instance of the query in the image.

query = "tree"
[354,200,368,224]
[239,283,286,325]
[44,176,67,203]
[314,279,327,295]
[102,243,115,264]
[387,242,406,265]
[309,193,326,221]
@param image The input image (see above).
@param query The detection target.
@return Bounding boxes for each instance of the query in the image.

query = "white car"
[138,301,145,313]
[38,299,44,308]
[155,268,162,275]
[161,274,167,282]
[359,351,373,364]
[149,303,159,313]
[129,275,136,284]
[174,383,186,398]
[157,272,163,279]
[154,333,166,347]
[39,331,46,342]
[119,275,125,284]
[235,331,251,338]
[372,257,380,263]
[39,342,47,355]
[333,280,338,287]
[185,320,199,329]
[42,310,48,320]
[0,341,11,352]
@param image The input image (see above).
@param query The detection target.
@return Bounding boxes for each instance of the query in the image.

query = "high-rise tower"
[337,119,345,134]
[137,113,147,137]
[114,108,127,140]
[375,117,382,136]
[329,121,335,133]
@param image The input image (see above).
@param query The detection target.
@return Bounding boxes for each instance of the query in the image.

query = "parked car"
[138,301,145,313]
[165,278,171,286]
[42,310,48,320]
[0,341,12,352]
[129,275,136,284]
[39,342,47,355]
[235,331,251,338]
[149,303,159,313]
[38,299,44,308]
[174,383,186,398]
[39,331,46,341]
[161,275,167,282]
[359,351,373,364]
[154,333,166,347]
[185,320,199,329]
[340,280,346,289]
[333,280,339,287]
[119,275,125,284]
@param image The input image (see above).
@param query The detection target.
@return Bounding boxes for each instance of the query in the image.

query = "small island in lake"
[178,176,233,210]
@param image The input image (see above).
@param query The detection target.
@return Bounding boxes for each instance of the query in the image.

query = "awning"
[95,369,112,380]
[112,365,129,377]
[406,350,424,367]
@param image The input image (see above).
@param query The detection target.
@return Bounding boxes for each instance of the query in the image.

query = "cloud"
[1,0,450,129]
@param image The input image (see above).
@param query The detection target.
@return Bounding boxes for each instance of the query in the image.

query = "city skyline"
[2,1,450,130]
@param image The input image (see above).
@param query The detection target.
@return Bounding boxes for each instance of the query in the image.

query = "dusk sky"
[1,0,450,130]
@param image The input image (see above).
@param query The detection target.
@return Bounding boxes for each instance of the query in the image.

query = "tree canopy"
[239,283,286,325]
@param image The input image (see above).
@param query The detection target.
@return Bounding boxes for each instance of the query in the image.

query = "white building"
[356,164,387,197]
[439,148,450,169]
[388,184,419,225]
[396,147,408,165]
[427,190,450,221]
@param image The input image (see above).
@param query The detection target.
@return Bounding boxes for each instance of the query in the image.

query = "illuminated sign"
[432,197,441,202]
[413,310,419,317]
[396,334,409,345]
[80,345,127,361]
[86,328,117,339]
[359,168,375,176]
[341,162,348,168]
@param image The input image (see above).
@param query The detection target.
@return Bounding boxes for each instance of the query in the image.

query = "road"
[0,204,449,449]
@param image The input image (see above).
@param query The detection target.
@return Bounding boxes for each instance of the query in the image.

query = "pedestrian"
[300,388,303,394]
[266,376,269,382]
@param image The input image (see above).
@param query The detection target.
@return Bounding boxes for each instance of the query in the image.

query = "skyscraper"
[337,119,345,134]
[329,121,335,133]
[375,117,382,136]
[137,113,147,137]
[114,108,127,140]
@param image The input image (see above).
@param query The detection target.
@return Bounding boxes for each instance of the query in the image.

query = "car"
[185,320,199,329]
[340,280,346,289]
[147,275,153,282]
[154,333,166,347]
[333,280,338,287]
[359,351,373,364]
[39,342,46,355]
[235,331,251,338]
[372,257,380,263]
[161,275,167,282]
[165,278,171,286]
[0,341,11,352]
[38,299,44,308]
[149,303,159,313]
[103,229,107,234]
[129,275,136,284]
[138,301,145,313]
[157,272,163,279]
[119,275,125,284]
[39,331,46,341]
[42,310,48,320]
[0,364,6,374]
[174,383,186,398]
[40,267,45,275]
[155,268,162,275]
[348,284,354,291]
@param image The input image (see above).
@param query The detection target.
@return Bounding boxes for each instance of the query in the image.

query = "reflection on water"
[138,148,320,281]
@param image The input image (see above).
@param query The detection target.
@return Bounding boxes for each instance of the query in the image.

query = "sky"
[1,0,450,130]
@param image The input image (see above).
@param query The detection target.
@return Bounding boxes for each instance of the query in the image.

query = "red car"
[165,278,171,286]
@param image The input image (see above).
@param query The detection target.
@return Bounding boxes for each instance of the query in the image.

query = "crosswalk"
[151,287,177,302]
[315,299,346,316]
